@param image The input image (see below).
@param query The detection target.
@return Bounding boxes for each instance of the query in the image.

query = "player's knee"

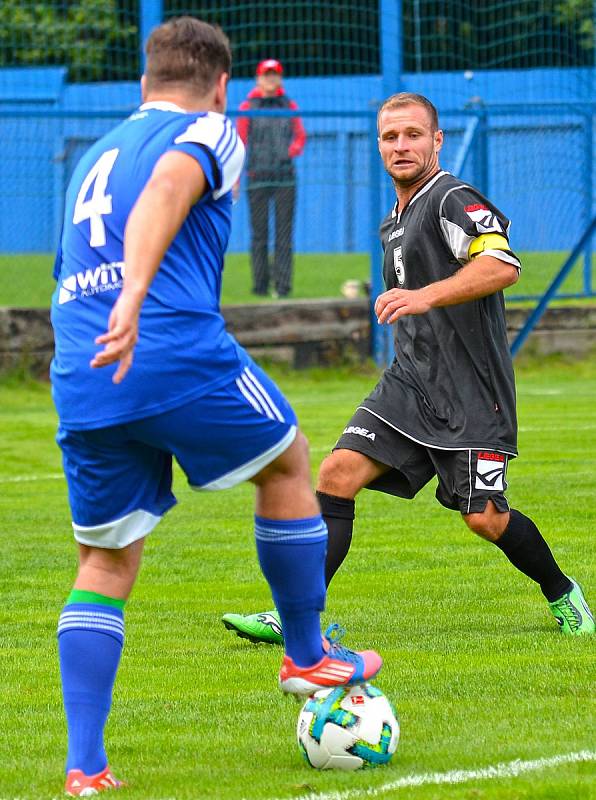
[255,429,310,485]
[462,506,509,542]
[317,451,358,499]
[289,429,311,476]
[78,540,142,585]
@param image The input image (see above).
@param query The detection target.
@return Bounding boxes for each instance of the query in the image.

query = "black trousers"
[247,184,296,296]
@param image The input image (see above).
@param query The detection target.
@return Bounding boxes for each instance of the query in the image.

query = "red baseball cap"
[256,59,283,76]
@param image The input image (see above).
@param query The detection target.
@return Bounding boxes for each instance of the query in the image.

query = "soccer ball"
[297,683,399,770]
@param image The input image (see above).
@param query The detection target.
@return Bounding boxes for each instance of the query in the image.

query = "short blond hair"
[378,92,439,132]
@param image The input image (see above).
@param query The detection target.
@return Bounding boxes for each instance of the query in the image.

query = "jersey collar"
[392,170,450,218]
[139,101,189,113]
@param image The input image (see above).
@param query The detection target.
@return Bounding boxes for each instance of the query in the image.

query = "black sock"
[494,509,572,601]
[317,491,355,587]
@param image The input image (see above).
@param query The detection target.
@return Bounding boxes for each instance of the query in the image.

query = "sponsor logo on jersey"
[475,451,505,490]
[58,261,125,304]
[387,227,404,242]
[393,246,405,285]
[343,425,376,441]
[464,204,503,235]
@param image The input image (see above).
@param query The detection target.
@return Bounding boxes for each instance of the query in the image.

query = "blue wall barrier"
[0,67,594,255]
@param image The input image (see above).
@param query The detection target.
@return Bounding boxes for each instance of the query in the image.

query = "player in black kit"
[223,92,594,641]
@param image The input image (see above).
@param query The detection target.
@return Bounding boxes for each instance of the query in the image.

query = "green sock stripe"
[66,589,126,609]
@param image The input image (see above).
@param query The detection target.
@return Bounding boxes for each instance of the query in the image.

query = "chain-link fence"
[0,0,594,310]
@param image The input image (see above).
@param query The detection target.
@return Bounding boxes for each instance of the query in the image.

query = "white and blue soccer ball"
[297,683,399,770]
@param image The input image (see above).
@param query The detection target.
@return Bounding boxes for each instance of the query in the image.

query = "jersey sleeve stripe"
[214,118,233,158]
[175,114,229,153]
[213,116,232,153]
[439,217,475,264]
[480,249,521,270]
[219,128,238,165]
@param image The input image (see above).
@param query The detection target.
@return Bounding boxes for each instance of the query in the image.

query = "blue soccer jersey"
[51,101,248,430]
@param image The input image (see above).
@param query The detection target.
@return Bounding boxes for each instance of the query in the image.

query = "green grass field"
[0,251,594,307]
[0,359,594,799]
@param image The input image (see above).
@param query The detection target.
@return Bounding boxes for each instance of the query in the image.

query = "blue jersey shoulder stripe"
[217,124,235,159]
[213,117,232,156]
[174,113,231,156]
[219,129,238,165]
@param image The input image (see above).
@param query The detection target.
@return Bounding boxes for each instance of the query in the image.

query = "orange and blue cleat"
[65,766,124,796]
[279,624,382,696]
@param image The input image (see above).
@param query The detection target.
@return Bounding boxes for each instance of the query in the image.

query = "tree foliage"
[401,0,594,71]
[0,0,138,82]
[0,0,592,82]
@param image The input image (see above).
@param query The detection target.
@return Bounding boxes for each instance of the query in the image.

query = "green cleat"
[222,609,283,645]
[548,579,595,635]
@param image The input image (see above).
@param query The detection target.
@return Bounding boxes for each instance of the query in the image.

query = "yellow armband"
[468,233,510,260]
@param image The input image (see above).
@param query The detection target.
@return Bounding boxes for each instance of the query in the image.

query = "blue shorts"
[57,363,297,549]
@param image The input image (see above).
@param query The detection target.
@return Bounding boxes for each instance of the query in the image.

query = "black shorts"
[334,408,511,515]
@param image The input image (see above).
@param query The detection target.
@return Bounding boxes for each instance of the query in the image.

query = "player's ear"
[214,72,228,113]
[434,129,443,153]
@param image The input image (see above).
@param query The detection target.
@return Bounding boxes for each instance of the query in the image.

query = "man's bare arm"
[91,151,207,382]
[375,255,519,325]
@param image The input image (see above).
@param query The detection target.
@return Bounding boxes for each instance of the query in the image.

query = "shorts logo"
[343,425,376,441]
[464,204,503,235]
[393,246,405,285]
[475,451,505,491]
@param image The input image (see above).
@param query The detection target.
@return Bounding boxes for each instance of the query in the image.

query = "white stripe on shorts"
[72,508,162,549]
[243,367,285,421]
[238,372,274,419]
[193,426,297,491]
[235,376,265,415]
[467,449,472,514]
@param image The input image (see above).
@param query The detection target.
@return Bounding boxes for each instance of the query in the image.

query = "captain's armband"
[467,233,510,260]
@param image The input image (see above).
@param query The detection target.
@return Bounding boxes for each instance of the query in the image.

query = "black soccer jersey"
[362,171,521,454]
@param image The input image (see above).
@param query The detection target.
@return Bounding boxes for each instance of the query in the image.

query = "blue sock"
[255,514,327,667]
[58,593,125,775]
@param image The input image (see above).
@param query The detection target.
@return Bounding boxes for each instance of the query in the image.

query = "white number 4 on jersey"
[73,148,120,247]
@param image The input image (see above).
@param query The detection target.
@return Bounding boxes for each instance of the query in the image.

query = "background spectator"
[237,59,306,297]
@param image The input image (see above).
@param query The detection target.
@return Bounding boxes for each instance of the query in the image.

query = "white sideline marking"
[519,388,563,396]
[519,423,596,432]
[264,750,595,800]
[0,473,63,484]
[1,752,590,800]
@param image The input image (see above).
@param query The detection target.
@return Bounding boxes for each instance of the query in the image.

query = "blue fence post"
[371,0,403,364]
[475,106,489,196]
[140,0,164,68]
[369,112,387,365]
[510,216,596,357]
[583,111,593,294]
[451,114,480,177]
[380,0,403,96]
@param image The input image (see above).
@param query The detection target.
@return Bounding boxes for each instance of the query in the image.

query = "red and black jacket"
[237,87,306,184]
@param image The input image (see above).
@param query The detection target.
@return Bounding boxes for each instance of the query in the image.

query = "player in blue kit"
[51,17,381,796]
